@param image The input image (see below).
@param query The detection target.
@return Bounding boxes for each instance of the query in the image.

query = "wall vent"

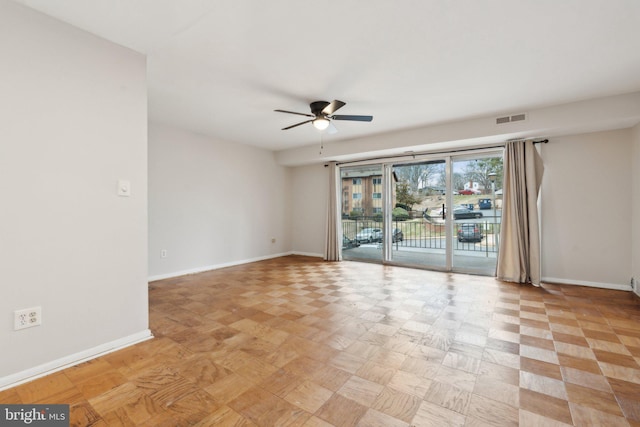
[496,113,527,124]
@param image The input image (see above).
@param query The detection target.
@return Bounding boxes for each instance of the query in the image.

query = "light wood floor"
[2,255,640,426]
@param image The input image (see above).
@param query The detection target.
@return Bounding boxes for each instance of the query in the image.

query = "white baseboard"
[542,277,633,292]
[291,251,323,258]
[148,252,295,282]
[0,329,153,391]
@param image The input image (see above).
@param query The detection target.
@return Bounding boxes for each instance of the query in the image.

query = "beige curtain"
[324,162,342,261]
[496,140,545,285]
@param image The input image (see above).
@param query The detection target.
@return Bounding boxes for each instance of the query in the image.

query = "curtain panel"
[324,162,341,261]
[496,140,544,285]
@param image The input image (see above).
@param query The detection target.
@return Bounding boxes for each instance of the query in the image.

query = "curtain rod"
[324,138,549,167]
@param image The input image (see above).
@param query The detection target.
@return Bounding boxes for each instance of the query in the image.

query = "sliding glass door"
[339,149,502,275]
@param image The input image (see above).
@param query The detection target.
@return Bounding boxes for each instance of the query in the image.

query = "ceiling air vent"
[496,113,527,125]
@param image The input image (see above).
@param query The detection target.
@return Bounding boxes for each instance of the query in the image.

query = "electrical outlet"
[161,249,167,258]
[14,307,41,331]
[271,238,276,243]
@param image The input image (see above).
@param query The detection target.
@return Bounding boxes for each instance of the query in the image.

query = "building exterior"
[341,171,396,217]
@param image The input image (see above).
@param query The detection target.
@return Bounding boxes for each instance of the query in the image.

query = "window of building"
[373,178,382,185]
[373,207,382,213]
[372,193,382,199]
[352,178,362,185]
[353,193,362,199]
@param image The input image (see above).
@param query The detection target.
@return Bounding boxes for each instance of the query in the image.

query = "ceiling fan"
[275,100,373,132]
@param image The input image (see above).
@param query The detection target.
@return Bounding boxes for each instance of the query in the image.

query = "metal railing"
[342,216,500,253]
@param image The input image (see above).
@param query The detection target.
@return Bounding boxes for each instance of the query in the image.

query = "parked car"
[356,228,382,243]
[457,224,483,242]
[392,228,404,242]
[453,207,483,219]
[459,188,481,195]
[342,236,360,249]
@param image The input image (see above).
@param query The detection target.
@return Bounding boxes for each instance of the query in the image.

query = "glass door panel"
[387,160,449,270]
[340,165,384,263]
[450,154,503,275]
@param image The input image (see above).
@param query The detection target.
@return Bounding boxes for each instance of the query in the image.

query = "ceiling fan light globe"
[312,118,330,130]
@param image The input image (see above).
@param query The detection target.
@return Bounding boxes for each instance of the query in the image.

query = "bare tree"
[462,158,503,192]
[437,171,466,191]
[394,165,423,192]
[394,162,442,192]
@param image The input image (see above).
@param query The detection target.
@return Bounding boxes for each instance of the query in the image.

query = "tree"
[462,157,503,193]
[437,171,466,192]
[394,165,420,192]
[396,182,422,211]
[394,163,440,192]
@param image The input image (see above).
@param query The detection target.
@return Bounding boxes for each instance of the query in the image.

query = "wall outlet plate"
[14,306,41,330]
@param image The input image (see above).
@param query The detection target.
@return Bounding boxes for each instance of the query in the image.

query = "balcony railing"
[343,216,500,253]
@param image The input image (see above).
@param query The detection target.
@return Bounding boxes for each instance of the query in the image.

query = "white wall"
[540,129,632,289]
[148,123,292,279]
[632,123,640,295]
[290,165,328,257]
[0,1,149,386]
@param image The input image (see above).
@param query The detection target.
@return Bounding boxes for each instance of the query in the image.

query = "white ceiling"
[13,0,640,151]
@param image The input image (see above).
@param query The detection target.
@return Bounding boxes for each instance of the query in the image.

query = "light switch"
[118,179,131,197]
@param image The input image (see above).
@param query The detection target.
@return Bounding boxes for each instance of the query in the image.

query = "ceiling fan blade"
[274,109,314,118]
[322,100,346,115]
[282,119,313,130]
[331,114,373,122]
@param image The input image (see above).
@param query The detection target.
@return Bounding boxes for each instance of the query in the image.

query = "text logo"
[0,405,69,426]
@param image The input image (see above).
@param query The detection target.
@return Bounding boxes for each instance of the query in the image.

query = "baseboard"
[0,329,153,391]
[291,251,323,258]
[542,277,633,292]
[148,252,295,282]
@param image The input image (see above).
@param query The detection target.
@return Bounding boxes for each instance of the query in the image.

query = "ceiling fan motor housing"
[310,101,330,116]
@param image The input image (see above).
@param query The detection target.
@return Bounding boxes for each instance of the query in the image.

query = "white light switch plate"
[118,179,131,197]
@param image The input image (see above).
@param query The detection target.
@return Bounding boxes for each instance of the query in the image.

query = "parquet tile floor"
[2,255,640,426]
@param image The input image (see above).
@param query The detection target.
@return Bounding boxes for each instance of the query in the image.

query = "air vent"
[496,113,527,125]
